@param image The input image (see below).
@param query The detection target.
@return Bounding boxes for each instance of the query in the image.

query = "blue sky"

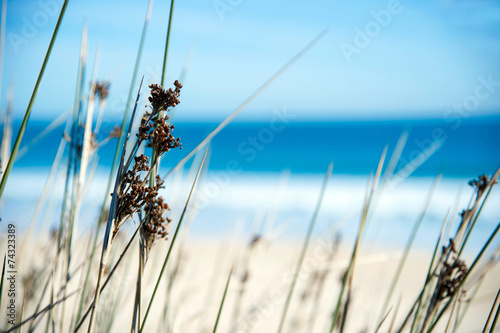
[1,0,500,121]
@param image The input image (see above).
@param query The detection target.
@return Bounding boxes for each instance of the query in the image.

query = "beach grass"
[0,1,499,333]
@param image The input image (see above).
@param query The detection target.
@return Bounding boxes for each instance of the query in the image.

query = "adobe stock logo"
[339,0,403,63]
[213,0,243,21]
[444,74,500,130]
[191,107,295,214]
[7,0,64,53]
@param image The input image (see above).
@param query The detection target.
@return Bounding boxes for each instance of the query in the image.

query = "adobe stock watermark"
[7,0,64,54]
[389,131,444,188]
[213,0,243,21]
[107,64,169,114]
[192,107,296,213]
[444,74,500,130]
[390,74,500,188]
[339,0,403,63]
[233,232,338,332]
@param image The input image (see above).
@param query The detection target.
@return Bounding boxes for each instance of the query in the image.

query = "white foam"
[2,168,499,250]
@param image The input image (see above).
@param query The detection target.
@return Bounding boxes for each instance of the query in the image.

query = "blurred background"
[1,0,499,248]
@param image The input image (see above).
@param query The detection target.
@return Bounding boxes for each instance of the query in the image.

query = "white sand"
[1,234,497,332]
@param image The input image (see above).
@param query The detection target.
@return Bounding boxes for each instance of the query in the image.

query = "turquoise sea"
[1,115,499,251]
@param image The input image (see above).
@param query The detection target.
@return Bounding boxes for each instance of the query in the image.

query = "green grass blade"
[330,147,387,332]
[375,307,392,333]
[378,174,441,322]
[151,0,177,186]
[482,288,500,333]
[455,247,500,329]
[98,0,154,226]
[0,0,6,109]
[161,0,176,87]
[131,242,145,333]
[0,255,5,308]
[0,0,68,200]
[87,78,144,333]
[329,177,371,333]
[0,0,8,172]
[329,175,372,333]
[139,147,208,333]
[160,150,207,328]
[212,266,233,333]
[388,297,401,333]
[408,208,451,332]
[74,220,143,332]
[276,162,333,333]
[489,293,500,333]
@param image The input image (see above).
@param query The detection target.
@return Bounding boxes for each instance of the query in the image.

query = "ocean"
[8,115,500,175]
[1,115,499,251]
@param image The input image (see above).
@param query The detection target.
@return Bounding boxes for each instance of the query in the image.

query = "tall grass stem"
[276,162,333,333]
[0,0,68,199]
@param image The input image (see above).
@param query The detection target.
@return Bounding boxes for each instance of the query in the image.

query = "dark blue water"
[8,114,500,178]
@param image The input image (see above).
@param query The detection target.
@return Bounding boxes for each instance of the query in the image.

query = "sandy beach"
[2,233,498,333]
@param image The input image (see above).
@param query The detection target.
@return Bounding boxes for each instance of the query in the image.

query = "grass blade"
[18,118,70,261]
[58,20,87,258]
[407,208,451,332]
[489,294,500,333]
[160,0,176,87]
[27,271,52,331]
[388,297,402,333]
[375,307,392,333]
[70,24,93,328]
[389,138,442,188]
[4,290,78,333]
[0,255,5,309]
[87,78,144,333]
[0,0,68,199]
[15,109,70,161]
[427,222,500,332]
[276,161,333,333]
[79,46,100,190]
[0,0,5,106]
[162,28,329,180]
[131,241,145,333]
[482,289,500,333]
[378,174,441,322]
[212,266,233,333]
[458,167,500,257]
[139,147,208,333]
[444,296,459,333]
[1,81,13,174]
[330,176,372,333]
[74,220,143,331]
[330,147,387,332]
[455,247,500,329]
[98,0,154,226]
[383,130,408,181]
